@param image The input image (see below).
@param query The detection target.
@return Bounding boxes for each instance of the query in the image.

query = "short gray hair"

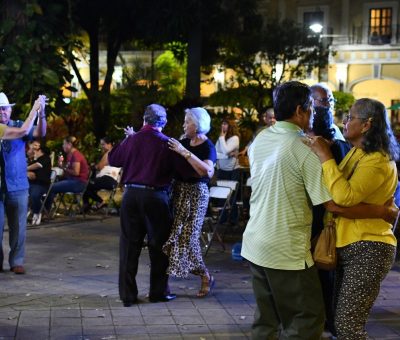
[143,104,167,127]
[185,107,211,134]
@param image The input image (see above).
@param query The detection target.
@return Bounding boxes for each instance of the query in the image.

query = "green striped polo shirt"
[241,121,331,270]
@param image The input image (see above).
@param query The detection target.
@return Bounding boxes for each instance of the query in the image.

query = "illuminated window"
[369,8,392,44]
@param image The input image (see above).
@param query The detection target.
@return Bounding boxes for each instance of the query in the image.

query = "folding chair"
[216,179,239,226]
[201,185,233,257]
[97,169,122,216]
[37,169,58,217]
[52,171,92,219]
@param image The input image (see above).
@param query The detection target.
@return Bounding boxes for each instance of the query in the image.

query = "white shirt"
[215,135,240,171]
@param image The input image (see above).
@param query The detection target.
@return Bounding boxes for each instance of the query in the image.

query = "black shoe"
[148,293,176,303]
[122,298,137,307]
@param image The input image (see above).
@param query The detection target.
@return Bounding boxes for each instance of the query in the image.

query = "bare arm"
[168,138,215,178]
[1,99,41,140]
[27,162,43,171]
[64,161,80,177]
[324,199,398,223]
[96,152,109,171]
[33,95,47,138]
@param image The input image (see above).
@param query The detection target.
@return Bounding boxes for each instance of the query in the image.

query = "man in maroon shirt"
[108,104,183,306]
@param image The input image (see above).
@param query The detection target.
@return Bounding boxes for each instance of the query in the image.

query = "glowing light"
[309,23,323,33]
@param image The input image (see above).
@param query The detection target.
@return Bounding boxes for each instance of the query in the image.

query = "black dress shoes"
[122,298,137,307]
[149,293,177,303]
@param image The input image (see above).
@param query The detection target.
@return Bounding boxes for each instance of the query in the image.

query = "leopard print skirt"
[163,181,209,278]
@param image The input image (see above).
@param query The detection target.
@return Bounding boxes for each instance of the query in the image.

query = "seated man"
[27,140,52,225]
[83,137,121,211]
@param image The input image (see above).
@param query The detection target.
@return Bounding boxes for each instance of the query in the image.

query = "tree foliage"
[0,0,72,117]
[213,19,326,118]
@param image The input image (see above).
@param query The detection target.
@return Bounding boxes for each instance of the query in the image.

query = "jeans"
[29,183,48,214]
[0,189,29,268]
[45,179,86,212]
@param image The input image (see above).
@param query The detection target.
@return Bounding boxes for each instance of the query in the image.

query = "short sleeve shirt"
[66,150,89,182]
[29,154,52,186]
[174,138,216,183]
[241,121,331,270]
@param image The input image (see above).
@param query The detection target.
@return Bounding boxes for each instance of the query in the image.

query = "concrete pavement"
[0,216,399,339]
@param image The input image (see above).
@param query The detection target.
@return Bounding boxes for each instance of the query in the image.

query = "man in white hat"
[0,92,47,275]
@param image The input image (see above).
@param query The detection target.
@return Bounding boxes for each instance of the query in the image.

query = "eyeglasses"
[0,106,11,111]
[344,114,364,122]
[313,97,335,104]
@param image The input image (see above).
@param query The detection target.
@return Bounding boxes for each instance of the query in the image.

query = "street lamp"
[309,23,325,81]
[309,23,323,34]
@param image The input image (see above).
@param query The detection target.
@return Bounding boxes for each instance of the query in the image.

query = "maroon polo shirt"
[108,125,181,188]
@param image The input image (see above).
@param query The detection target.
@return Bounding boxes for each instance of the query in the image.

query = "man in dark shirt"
[108,103,182,306]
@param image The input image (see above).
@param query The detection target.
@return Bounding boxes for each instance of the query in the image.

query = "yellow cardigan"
[322,147,397,248]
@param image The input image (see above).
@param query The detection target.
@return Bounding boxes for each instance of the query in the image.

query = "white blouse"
[215,135,240,171]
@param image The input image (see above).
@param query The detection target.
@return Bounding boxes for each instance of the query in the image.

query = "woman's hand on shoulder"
[303,136,333,163]
[168,138,186,156]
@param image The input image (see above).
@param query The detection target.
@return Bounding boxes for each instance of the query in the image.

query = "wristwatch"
[184,151,192,160]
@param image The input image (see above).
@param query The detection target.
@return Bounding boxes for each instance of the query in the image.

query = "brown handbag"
[312,151,365,270]
[312,218,337,270]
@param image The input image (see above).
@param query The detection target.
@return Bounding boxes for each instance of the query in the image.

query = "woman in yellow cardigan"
[309,98,398,340]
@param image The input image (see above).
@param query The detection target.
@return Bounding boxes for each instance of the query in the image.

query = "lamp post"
[309,23,329,82]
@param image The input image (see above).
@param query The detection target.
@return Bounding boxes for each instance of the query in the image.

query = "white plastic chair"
[201,185,232,256]
[97,169,122,216]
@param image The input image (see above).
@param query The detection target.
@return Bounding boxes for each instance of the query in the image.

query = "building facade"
[258,0,400,121]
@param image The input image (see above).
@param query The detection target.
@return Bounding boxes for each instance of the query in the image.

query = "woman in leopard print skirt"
[164,107,216,297]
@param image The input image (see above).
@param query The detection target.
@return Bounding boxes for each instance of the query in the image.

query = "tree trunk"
[185,18,202,101]
[87,26,105,139]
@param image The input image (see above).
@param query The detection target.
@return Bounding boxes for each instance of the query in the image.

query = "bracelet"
[184,151,192,160]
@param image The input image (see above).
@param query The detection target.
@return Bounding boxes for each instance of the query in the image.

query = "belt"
[125,183,167,191]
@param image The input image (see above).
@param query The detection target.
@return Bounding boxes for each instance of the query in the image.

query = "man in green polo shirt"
[241,81,330,339]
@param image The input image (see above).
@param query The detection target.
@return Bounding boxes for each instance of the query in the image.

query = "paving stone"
[146,324,179,334]
[0,325,16,337]
[111,315,145,326]
[115,325,148,335]
[173,315,206,325]
[0,217,398,339]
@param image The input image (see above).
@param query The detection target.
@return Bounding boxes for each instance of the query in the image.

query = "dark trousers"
[83,175,117,204]
[249,262,325,340]
[119,187,173,303]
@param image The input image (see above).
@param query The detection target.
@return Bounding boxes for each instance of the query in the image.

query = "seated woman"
[44,136,89,213]
[83,137,120,211]
[27,140,52,225]
[215,119,240,224]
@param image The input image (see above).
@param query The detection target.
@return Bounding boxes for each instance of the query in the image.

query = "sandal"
[197,274,215,298]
